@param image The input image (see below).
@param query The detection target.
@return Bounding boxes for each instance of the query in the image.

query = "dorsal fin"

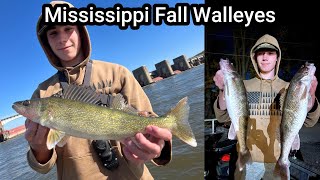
[99,93,114,107]
[111,94,138,115]
[60,84,101,104]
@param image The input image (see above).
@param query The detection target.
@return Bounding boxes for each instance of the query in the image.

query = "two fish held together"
[219,59,316,179]
[12,84,197,150]
[13,59,316,179]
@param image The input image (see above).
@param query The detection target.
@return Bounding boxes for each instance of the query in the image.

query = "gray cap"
[254,42,278,52]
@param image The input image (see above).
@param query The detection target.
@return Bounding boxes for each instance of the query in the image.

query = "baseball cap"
[254,43,278,52]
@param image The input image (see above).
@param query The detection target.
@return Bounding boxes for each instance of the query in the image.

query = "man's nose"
[262,53,268,60]
[58,32,68,43]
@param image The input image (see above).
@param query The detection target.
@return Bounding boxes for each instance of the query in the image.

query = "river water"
[0,64,204,180]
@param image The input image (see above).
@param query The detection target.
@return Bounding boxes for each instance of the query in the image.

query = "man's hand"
[121,112,172,164]
[308,76,318,112]
[25,119,52,164]
[213,70,227,110]
[213,70,225,90]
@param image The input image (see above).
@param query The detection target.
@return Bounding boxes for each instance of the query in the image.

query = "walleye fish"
[274,62,316,180]
[219,58,250,171]
[12,85,197,149]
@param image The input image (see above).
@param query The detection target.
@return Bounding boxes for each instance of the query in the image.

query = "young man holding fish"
[23,1,173,179]
[213,34,320,179]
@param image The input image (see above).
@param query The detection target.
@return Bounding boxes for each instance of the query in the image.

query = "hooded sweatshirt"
[214,34,320,163]
[27,1,171,179]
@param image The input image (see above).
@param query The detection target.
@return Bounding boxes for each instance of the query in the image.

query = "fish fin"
[99,93,113,107]
[111,94,138,115]
[237,150,251,172]
[225,81,229,96]
[301,85,308,100]
[168,97,197,147]
[59,84,101,105]
[56,135,70,147]
[307,94,313,108]
[274,160,290,180]
[47,129,66,150]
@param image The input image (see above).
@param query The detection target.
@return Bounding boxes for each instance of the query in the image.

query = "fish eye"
[23,100,30,106]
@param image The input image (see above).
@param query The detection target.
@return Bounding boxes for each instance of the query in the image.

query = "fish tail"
[237,150,251,171]
[274,159,290,180]
[168,97,197,147]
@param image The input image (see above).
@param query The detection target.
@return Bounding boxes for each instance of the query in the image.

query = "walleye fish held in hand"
[12,85,197,149]
[274,62,316,180]
[219,58,250,171]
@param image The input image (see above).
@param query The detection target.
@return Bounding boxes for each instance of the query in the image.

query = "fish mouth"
[12,103,23,115]
[12,104,18,111]
[307,65,316,75]
[301,65,316,77]
[219,59,230,66]
[302,63,316,74]
[219,59,235,72]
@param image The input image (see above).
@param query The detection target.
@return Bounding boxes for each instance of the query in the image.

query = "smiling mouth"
[59,46,72,50]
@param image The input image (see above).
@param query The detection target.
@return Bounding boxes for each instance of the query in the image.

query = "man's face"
[46,25,81,64]
[255,49,278,74]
